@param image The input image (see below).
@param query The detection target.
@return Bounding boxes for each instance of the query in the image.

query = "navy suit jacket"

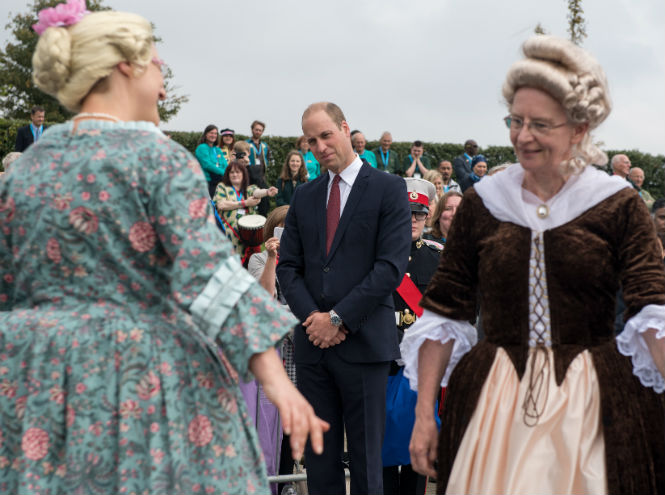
[277,161,411,364]
[15,124,46,152]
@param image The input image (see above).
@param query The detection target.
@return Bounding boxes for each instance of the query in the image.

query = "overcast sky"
[2,0,663,155]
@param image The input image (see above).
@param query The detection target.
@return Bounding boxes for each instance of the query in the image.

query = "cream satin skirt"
[446,347,607,495]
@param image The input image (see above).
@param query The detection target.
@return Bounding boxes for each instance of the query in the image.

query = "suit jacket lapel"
[316,174,329,258]
[326,163,370,261]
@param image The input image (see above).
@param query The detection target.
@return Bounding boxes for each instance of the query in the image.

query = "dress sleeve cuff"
[400,309,477,391]
[616,304,665,393]
[190,256,254,335]
[190,256,298,380]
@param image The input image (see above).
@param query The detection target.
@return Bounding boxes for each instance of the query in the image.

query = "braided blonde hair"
[32,11,153,112]
[503,36,611,173]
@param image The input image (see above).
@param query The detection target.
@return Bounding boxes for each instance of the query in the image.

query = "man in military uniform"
[382,178,440,495]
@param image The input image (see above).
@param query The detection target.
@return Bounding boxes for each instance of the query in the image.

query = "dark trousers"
[296,351,390,495]
[382,465,427,495]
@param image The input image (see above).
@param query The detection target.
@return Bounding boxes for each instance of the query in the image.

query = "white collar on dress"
[474,163,630,231]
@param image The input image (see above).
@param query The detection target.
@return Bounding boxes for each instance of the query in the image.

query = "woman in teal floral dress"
[0,2,327,494]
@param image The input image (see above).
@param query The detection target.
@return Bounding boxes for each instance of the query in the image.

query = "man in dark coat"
[277,102,411,495]
[452,139,479,191]
[15,106,46,152]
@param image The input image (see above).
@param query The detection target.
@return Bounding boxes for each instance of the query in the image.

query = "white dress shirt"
[326,155,363,218]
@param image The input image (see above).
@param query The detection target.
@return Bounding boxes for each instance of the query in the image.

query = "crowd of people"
[192,123,662,267]
[1,1,665,495]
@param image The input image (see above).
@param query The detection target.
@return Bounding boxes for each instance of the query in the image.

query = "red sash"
[397,273,447,414]
[396,274,424,317]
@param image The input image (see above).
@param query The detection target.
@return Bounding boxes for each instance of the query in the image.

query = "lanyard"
[231,186,243,201]
[379,149,389,169]
[209,145,221,165]
[250,141,263,158]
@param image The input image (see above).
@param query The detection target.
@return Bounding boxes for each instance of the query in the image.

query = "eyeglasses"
[503,115,568,136]
[151,56,167,76]
[411,212,427,221]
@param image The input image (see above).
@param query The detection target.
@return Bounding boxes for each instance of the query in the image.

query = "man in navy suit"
[277,102,411,494]
[15,106,46,152]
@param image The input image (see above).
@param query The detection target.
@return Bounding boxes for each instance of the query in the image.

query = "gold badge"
[409,192,419,200]
[402,309,416,326]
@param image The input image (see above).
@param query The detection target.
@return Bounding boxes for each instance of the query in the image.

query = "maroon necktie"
[326,174,341,254]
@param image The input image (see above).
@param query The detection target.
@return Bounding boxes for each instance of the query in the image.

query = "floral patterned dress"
[213,183,258,253]
[0,120,296,494]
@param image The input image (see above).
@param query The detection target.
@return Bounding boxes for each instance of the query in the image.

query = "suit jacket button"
[323,266,330,273]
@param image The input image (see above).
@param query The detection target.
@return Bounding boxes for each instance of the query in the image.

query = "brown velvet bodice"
[422,187,665,384]
[424,186,665,494]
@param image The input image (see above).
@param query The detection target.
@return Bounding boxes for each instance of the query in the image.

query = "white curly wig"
[503,35,611,173]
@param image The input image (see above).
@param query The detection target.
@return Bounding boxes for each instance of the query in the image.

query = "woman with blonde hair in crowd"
[0,1,327,493]
[424,190,463,247]
[275,150,308,206]
[405,35,665,494]
[424,169,445,203]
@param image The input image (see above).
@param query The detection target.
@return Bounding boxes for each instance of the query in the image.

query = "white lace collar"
[473,163,631,231]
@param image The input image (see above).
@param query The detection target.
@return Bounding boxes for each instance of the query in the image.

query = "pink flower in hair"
[32,0,90,35]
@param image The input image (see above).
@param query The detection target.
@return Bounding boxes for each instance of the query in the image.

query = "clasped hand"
[303,311,348,348]
[244,196,260,207]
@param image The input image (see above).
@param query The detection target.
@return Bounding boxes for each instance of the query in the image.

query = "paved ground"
[278,470,438,494]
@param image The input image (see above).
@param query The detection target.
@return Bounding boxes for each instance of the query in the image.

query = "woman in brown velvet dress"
[401,35,665,494]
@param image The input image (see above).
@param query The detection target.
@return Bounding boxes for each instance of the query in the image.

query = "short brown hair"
[251,120,265,130]
[233,141,250,155]
[264,205,289,239]
[295,135,307,149]
[302,102,346,129]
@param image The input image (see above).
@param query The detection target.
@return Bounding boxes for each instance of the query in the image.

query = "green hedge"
[2,118,663,197]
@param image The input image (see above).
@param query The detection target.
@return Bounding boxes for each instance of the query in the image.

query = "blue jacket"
[303,150,320,180]
[277,161,411,363]
[358,150,378,168]
[195,143,227,181]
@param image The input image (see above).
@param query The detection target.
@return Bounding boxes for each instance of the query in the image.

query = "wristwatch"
[329,310,343,327]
